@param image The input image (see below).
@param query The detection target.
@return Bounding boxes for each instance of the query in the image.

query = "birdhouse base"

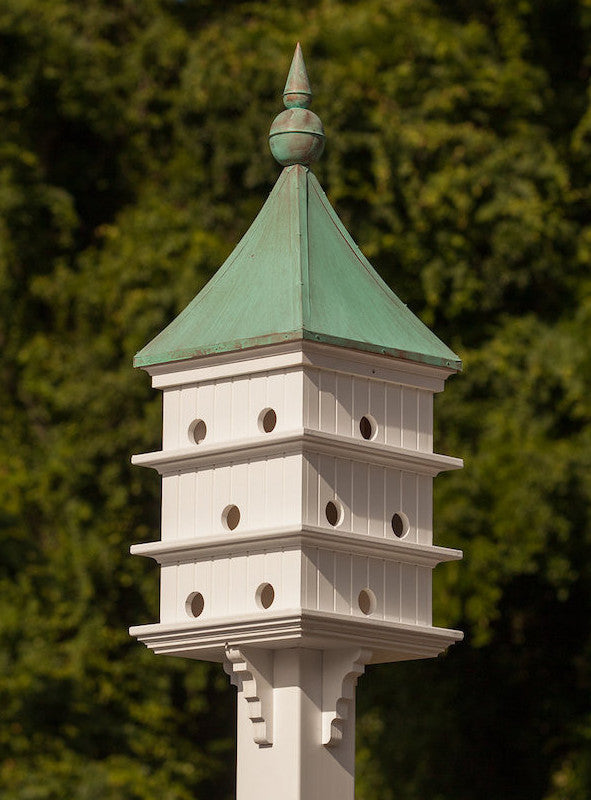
[130,609,462,665]
[226,646,366,800]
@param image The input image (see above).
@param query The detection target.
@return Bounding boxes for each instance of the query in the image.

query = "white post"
[225,647,369,800]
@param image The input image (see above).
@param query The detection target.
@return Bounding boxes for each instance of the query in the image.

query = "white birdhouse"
[130,44,462,800]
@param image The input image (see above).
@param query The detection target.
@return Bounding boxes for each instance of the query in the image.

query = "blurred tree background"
[2,0,591,797]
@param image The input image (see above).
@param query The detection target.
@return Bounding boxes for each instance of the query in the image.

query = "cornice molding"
[132,427,463,476]
[129,609,463,666]
[130,526,462,567]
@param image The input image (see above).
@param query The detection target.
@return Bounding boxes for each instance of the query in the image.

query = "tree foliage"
[2,1,591,797]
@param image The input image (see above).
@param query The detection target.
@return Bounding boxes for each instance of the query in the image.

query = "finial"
[269,43,325,167]
[283,42,312,109]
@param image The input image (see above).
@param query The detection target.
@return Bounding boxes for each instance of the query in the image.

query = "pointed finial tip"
[269,43,325,167]
[283,41,312,109]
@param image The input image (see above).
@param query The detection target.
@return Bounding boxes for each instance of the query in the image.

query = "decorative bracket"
[223,646,274,746]
[322,648,372,747]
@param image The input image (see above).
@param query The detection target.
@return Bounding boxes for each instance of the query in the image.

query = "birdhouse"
[130,44,462,800]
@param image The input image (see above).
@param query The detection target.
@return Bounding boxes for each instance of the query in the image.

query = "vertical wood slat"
[352,377,370,439]
[179,386,196,447]
[368,464,384,537]
[317,454,333,527]
[281,548,301,608]
[161,474,179,540]
[248,375,267,438]
[160,564,177,622]
[336,458,352,531]
[163,388,181,449]
[212,466,230,533]
[335,373,353,437]
[264,550,283,606]
[195,469,212,535]
[351,461,368,535]
[417,390,433,452]
[247,459,266,531]
[196,382,215,444]
[417,567,432,625]
[402,387,419,450]
[229,554,247,612]
[400,564,418,623]
[401,471,418,543]
[385,383,402,446]
[319,371,337,434]
[369,557,385,619]
[246,552,265,614]
[283,369,303,432]
[303,548,319,610]
[318,549,334,611]
[351,555,368,617]
[385,561,401,621]
[178,471,196,538]
[176,562,194,621]
[230,376,250,440]
[369,381,386,444]
[334,552,351,614]
[303,454,319,528]
[303,370,319,430]
[417,476,433,545]
[283,453,303,528]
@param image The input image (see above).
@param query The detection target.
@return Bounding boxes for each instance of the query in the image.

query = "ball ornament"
[269,43,325,167]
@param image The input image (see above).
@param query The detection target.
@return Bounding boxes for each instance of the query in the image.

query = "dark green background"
[2,1,591,797]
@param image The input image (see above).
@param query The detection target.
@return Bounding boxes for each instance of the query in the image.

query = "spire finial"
[283,42,312,109]
[269,43,325,167]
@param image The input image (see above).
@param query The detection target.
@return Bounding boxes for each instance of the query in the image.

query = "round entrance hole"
[256,583,275,610]
[391,512,409,538]
[258,408,277,433]
[325,500,343,527]
[189,419,207,445]
[358,588,377,616]
[186,591,205,618]
[222,504,241,531]
[359,415,377,440]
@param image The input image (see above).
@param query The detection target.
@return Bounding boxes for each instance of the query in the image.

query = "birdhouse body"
[130,45,463,800]
[131,340,461,665]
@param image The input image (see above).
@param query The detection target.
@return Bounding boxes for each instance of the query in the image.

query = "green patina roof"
[135,44,460,372]
[134,164,461,370]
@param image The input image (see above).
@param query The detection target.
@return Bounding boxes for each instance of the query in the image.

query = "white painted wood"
[233,648,357,800]
[369,557,385,620]
[368,464,384,538]
[161,474,179,540]
[319,370,337,434]
[401,471,419,543]
[417,475,433,546]
[178,470,196,538]
[352,375,370,441]
[148,340,453,391]
[384,561,401,621]
[417,390,433,452]
[175,561,194,622]
[134,531,461,569]
[368,379,386,444]
[132,338,463,800]
[335,373,353,437]
[402,387,419,450]
[385,383,402,446]
[159,563,177,622]
[400,564,418,624]
[162,388,181,449]
[417,567,433,626]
